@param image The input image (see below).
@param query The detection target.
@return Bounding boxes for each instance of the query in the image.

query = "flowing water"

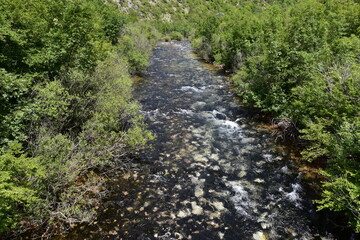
[66,41,344,239]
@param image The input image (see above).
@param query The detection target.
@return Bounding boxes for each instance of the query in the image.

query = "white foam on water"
[211,110,228,119]
[173,109,194,116]
[210,116,245,140]
[263,154,273,162]
[149,174,167,182]
[199,84,225,90]
[229,183,255,218]
[280,166,291,174]
[285,183,303,208]
[222,120,240,129]
[180,86,204,92]
[141,109,167,118]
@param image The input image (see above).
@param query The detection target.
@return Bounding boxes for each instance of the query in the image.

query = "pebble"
[254,178,265,183]
[238,170,247,178]
[210,154,220,161]
[241,137,255,144]
[261,222,271,229]
[195,186,204,198]
[194,155,209,163]
[211,201,225,211]
[175,232,184,239]
[253,231,267,240]
[177,210,189,218]
[191,202,203,215]
[213,165,220,171]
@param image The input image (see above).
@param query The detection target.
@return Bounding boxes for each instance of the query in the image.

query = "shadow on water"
[64,41,358,240]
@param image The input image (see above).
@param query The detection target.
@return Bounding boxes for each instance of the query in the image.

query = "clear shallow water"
[66,41,339,240]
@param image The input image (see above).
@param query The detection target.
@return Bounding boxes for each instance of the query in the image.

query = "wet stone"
[212,165,220,171]
[253,231,267,240]
[210,201,226,212]
[254,178,265,184]
[191,202,203,215]
[194,185,204,198]
[261,222,271,230]
[177,209,190,218]
[237,170,247,178]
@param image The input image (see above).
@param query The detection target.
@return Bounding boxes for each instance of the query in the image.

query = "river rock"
[253,231,267,240]
[194,185,204,197]
[191,202,203,215]
[254,178,265,183]
[177,209,190,218]
[212,165,220,171]
[194,154,208,163]
[261,222,271,230]
[238,170,247,178]
[241,137,255,144]
[211,201,225,211]
[210,153,220,161]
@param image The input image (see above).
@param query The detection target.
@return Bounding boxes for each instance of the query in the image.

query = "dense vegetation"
[1,0,359,237]
[0,0,159,237]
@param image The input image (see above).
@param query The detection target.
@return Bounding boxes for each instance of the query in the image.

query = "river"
[66,41,347,239]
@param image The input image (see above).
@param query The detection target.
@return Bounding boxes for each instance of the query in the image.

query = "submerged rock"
[194,185,204,198]
[210,201,225,212]
[177,209,190,218]
[253,231,267,240]
[191,202,203,215]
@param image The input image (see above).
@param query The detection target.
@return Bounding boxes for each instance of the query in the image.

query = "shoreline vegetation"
[0,0,160,238]
[0,0,359,238]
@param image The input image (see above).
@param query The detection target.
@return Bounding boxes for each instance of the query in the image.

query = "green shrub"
[163,35,172,42]
[0,142,44,232]
[0,0,157,235]
[117,21,160,74]
[170,31,183,41]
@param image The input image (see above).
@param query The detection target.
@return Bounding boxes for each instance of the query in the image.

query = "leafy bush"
[0,0,157,236]
[117,21,160,74]
[163,36,172,42]
[170,31,183,41]
[0,142,44,232]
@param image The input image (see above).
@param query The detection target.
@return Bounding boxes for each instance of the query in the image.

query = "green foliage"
[170,31,183,41]
[117,21,160,74]
[0,69,34,144]
[163,36,172,42]
[0,0,158,236]
[316,169,360,232]
[293,63,360,230]
[0,142,44,232]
